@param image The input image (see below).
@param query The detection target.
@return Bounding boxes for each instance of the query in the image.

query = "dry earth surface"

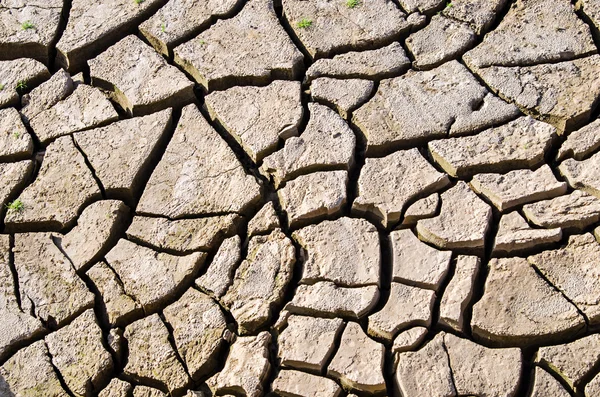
[2,0,600,396]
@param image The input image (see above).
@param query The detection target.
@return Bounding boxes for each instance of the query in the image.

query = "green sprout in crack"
[0,83,4,91]
[134,0,145,4]
[21,21,34,30]
[199,39,206,45]
[16,80,27,93]
[297,18,313,29]
[12,131,20,139]
[346,0,360,8]
[161,23,166,32]
[6,199,24,212]
[445,1,453,7]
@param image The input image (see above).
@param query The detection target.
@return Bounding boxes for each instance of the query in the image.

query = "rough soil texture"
[2,0,600,396]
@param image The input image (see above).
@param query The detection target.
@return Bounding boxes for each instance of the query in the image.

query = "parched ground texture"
[4,0,600,396]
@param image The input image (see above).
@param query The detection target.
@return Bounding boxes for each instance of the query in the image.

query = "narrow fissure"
[530,265,590,335]
[44,340,77,397]
[71,135,106,199]
[441,338,459,396]
[49,0,73,72]
[7,234,21,310]
[158,312,194,383]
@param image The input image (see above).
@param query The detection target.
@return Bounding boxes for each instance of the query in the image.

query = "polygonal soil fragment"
[293,217,380,287]
[13,232,94,328]
[163,288,227,380]
[353,148,450,228]
[283,0,411,58]
[247,202,280,237]
[196,235,242,299]
[530,366,571,397]
[353,61,519,154]
[438,255,480,333]
[278,315,344,372]
[0,160,33,211]
[127,214,240,253]
[124,314,190,395]
[0,58,49,108]
[429,116,556,178]
[463,0,596,68]
[367,282,435,341]
[61,200,130,271]
[107,328,124,363]
[472,257,585,346]
[398,0,443,13]
[328,322,386,394]
[470,165,567,211]
[105,239,205,313]
[442,0,508,34]
[0,234,44,362]
[401,193,439,226]
[0,108,32,161]
[45,309,113,397]
[174,0,303,91]
[310,78,374,119]
[417,181,492,251]
[0,0,62,63]
[138,104,260,218]
[86,261,143,327]
[212,332,271,397]
[395,333,455,397]
[29,84,119,143]
[529,233,600,326]
[139,0,243,56]
[522,190,600,231]
[471,55,600,133]
[20,69,74,124]
[390,229,452,290]
[493,211,562,255]
[98,378,133,397]
[444,333,522,396]
[74,109,173,201]
[205,80,302,162]
[287,281,379,319]
[536,333,600,388]
[56,0,166,72]
[392,326,428,353]
[278,170,348,227]
[556,118,600,161]
[587,372,600,397]
[261,103,355,188]
[0,340,67,396]
[89,36,194,116]
[305,42,410,82]
[272,370,342,397]
[406,14,476,70]
[133,386,168,397]
[560,151,600,198]
[221,229,295,334]
[5,136,101,232]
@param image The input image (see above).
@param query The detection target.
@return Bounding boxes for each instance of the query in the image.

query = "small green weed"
[12,131,20,139]
[21,21,34,30]
[346,0,360,8]
[16,80,27,93]
[0,83,4,91]
[446,1,453,7]
[134,0,145,4]
[161,23,166,32]
[297,18,313,29]
[6,199,24,212]
[199,39,206,45]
